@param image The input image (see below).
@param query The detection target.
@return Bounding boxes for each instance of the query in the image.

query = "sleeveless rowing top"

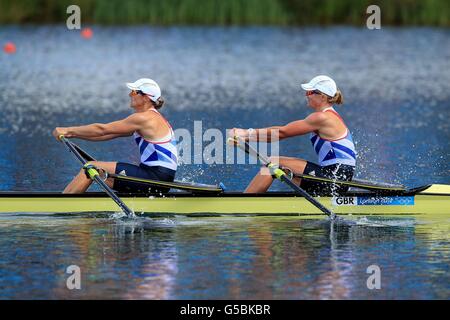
[133,109,178,171]
[309,107,356,167]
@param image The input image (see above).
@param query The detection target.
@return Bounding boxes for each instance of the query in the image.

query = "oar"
[70,141,96,162]
[69,142,224,193]
[229,136,336,220]
[291,172,405,192]
[59,135,134,217]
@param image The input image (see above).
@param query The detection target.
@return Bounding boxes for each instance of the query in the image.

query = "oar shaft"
[71,142,96,162]
[279,174,335,218]
[61,137,87,163]
[60,136,134,217]
[87,169,134,216]
[231,137,335,219]
[71,141,224,193]
[236,139,404,191]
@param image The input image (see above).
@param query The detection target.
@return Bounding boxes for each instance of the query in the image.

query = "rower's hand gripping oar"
[59,135,134,218]
[228,136,337,220]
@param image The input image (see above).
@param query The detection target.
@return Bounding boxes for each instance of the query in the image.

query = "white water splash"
[353,216,415,228]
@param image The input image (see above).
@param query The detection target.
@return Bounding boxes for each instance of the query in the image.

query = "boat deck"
[0,184,448,216]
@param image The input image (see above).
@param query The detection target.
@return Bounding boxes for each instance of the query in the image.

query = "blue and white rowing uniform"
[301,107,357,196]
[113,109,178,194]
[310,107,356,167]
[133,110,178,171]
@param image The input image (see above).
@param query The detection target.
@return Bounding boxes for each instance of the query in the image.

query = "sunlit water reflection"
[0,214,448,299]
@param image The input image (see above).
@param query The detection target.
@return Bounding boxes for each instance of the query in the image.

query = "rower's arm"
[58,113,147,141]
[239,112,326,142]
[277,114,324,139]
[80,133,128,141]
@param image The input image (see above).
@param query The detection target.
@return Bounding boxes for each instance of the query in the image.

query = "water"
[0,26,449,299]
[0,214,448,299]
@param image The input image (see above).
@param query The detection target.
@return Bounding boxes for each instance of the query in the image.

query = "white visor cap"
[301,75,337,97]
[126,78,161,102]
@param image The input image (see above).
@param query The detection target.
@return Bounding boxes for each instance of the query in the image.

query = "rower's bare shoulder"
[305,111,329,124]
[127,111,157,123]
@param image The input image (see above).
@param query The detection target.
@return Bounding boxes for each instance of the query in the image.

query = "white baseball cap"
[126,78,161,102]
[301,75,337,97]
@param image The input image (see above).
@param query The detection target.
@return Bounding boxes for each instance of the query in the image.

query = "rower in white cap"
[230,75,357,195]
[52,78,178,194]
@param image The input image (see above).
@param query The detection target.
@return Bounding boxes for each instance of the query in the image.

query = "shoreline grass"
[0,0,449,26]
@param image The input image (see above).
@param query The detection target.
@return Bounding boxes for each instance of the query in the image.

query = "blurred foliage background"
[0,0,449,26]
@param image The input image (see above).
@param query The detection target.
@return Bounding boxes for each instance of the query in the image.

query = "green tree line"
[0,0,449,26]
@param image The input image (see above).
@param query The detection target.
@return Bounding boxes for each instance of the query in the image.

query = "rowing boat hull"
[0,184,448,216]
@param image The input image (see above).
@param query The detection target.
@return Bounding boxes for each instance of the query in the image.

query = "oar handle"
[228,136,274,167]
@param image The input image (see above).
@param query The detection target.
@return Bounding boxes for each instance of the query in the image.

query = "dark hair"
[152,96,165,109]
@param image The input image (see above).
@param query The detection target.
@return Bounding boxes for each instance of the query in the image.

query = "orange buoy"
[3,42,16,54]
[81,28,93,39]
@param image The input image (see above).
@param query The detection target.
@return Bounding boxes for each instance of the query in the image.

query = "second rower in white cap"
[230,75,356,195]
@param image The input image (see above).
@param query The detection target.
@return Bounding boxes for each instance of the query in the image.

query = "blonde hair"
[327,89,343,105]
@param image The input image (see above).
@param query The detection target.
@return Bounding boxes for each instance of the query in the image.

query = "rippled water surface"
[0,214,448,299]
[0,26,449,299]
